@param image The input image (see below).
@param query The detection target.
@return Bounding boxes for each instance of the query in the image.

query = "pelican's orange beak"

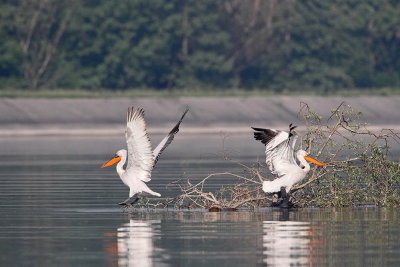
[304,156,327,166]
[101,156,122,168]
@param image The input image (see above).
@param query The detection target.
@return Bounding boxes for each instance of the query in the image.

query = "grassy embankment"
[0,88,400,98]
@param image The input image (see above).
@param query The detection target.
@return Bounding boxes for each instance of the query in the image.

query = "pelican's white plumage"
[252,125,326,194]
[102,107,189,203]
[125,107,154,183]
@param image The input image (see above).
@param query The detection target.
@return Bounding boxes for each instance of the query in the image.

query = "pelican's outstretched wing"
[252,124,298,176]
[153,107,189,165]
[125,107,154,182]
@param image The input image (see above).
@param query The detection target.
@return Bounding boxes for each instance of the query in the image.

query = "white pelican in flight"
[101,107,189,205]
[252,124,326,206]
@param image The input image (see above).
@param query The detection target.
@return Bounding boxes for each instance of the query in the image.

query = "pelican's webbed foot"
[118,195,140,206]
[272,187,293,209]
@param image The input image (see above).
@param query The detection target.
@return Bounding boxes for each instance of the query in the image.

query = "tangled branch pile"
[294,102,400,207]
[171,102,400,210]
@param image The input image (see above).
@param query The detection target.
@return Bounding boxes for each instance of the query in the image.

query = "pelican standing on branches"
[101,107,189,205]
[252,124,326,207]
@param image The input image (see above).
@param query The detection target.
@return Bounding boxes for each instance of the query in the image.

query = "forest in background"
[0,0,399,93]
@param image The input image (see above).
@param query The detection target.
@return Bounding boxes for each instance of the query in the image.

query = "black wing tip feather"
[251,126,279,145]
[169,107,189,135]
[181,106,189,118]
[153,107,189,165]
[288,123,297,138]
[251,127,266,132]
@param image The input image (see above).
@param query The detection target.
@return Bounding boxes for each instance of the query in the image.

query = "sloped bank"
[0,96,399,136]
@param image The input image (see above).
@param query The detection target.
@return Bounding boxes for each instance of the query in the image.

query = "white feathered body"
[263,147,311,193]
[112,107,188,198]
[115,149,161,198]
[252,126,311,194]
[121,169,160,198]
[262,158,308,193]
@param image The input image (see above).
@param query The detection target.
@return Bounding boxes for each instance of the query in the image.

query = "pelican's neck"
[297,153,311,173]
[116,154,127,177]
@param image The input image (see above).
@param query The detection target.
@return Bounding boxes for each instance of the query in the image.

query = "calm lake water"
[1,135,400,266]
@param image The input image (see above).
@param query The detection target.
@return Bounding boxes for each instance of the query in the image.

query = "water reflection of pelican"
[263,220,322,266]
[117,220,161,267]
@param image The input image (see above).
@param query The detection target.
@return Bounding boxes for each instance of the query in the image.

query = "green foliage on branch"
[293,103,400,207]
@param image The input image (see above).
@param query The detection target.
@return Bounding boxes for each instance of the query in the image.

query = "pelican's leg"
[278,187,290,209]
[118,197,131,206]
[118,195,140,206]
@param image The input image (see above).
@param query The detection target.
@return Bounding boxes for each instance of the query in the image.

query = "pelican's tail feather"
[141,177,151,183]
[262,180,285,193]
[141,186,161,197]
[145,189,161,197]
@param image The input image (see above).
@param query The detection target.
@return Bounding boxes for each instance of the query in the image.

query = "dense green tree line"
[0,0,399,91]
